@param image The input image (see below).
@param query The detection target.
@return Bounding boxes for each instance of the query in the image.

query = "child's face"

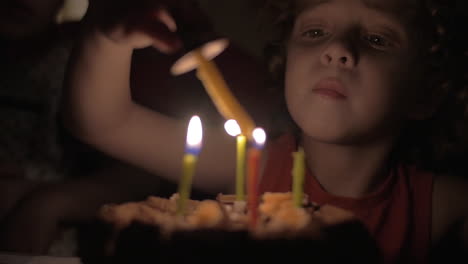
[285,0,424,144]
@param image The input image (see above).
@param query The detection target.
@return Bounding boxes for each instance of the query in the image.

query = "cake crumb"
[187,200,225,228]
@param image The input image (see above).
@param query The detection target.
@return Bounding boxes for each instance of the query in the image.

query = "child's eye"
[364,34,392,48]
[301,29,327,39]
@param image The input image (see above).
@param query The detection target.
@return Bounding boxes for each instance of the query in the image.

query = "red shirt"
[259,134,433,264]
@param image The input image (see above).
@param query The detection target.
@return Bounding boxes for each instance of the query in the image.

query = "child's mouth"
[312,78,348,100]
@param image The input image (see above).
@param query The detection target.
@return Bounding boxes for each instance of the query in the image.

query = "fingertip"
[154,8,177,32]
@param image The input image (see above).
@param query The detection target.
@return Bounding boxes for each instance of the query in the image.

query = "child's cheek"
[287,41,324,66]
[360,49,410,79]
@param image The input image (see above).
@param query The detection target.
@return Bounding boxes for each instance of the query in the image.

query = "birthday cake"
[83,193,381,264]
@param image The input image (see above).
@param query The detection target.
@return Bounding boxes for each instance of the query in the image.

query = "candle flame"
[252,128,266,147]
[187,116,203,149]
[224,119,242,137]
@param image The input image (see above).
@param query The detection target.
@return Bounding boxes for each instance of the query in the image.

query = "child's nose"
[320,41,357,69]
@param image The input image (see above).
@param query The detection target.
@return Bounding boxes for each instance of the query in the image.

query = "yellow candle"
[177,154,198,215]
[193,49,256,139]
[177,116,203,215]
[224,119,247,201]
[292,147,306,207]
[236,135,247,201]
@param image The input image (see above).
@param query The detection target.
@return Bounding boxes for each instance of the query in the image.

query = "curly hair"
[259,0,468,174]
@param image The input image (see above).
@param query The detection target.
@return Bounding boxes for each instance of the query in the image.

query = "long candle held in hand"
[292,147,306,207]
[247,128,266,229]
[177,116,203,215]
[225,120,247,201]
[192,49,256,139]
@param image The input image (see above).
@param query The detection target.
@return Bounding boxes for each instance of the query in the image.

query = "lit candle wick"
[225,119,247,201]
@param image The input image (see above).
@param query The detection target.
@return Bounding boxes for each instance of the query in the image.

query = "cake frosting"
[99,192,355,240]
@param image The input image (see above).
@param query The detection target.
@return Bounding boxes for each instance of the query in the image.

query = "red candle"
[247,128,266,229]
